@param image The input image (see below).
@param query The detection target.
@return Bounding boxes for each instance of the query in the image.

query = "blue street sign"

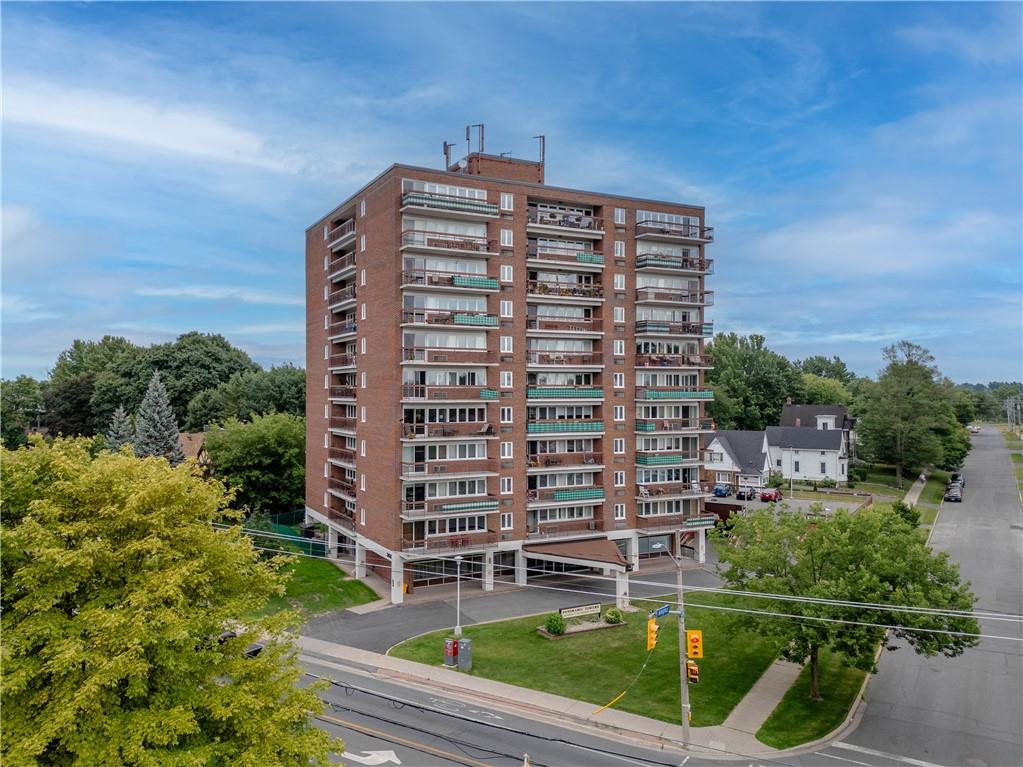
[656,604,671,618]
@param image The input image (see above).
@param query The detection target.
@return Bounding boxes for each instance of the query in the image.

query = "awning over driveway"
[523,537,629,572]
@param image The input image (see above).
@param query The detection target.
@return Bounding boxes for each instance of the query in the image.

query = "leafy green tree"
[186,365,306,430]
[891,500,920,528]
[706,333,805,430]
[798,355,854,386]
[134,372,185,465]
[1,375,45,448]
[948,385,976,426]
[801,372,852,406]
[712,505,978,700]
[43,372,98,437]
[89,344,155,429]
[205,413,305,516]
[105,405,134,451]
[50,336,138,385]
[245,509,292,555]
[1,437,337,766]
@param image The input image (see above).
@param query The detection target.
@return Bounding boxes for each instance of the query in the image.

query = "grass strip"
[254,556,378,617]
[919,470,950,505]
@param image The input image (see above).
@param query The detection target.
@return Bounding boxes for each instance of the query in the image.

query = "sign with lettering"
[684,516,718,529]
[559,603,601,619]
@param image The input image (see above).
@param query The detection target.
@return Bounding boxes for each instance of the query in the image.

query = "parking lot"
[727,493,864,516]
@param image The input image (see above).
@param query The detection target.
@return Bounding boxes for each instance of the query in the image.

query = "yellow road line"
[317,712,495,767]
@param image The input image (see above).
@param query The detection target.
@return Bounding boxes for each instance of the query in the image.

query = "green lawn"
[255,555,378,617]
[916,505,938,526]
[1011,453,1023,464]
[390,592,783,727]
[919,470,950,506]
[756,648,866,749]
[789,490,864,506]
[851,482,904,500]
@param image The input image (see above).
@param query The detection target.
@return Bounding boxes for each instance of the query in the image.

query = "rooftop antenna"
[443,140,455,169]
[469,123,485,154]
[499,151,511,157]
[533,134,546,164]
[465,125,471,158]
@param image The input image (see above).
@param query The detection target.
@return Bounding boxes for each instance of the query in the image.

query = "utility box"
[457,638,473,671]
[443,637,458,667]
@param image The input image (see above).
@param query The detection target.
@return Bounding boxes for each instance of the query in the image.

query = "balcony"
[329,446,357,464]
[637,483,711,500]
[328,320,357,338]
[401,269,499,292]
[328,353,357,369]
[635,288,713,306]
[328,285,357,307]
[402,384,498,401]
[527,280,604,301]
[526,351,603,367]
[526,519,604,540]
[526,244,605,268]
[528,452,601,468]
[401,497,500,518]
[400,191,499,218]
[635,320,713,337]
[402,347,497,365]
[400,457,496,478]
[402,421,496,439]
[526,208,604,238]
[328,252,357,277]
[635,514,688,533]
[527,316,603,333]
[635,418,714,433]
[636,450,718,466]
[527,419,604,434]
[325,507,356,532]
[402,531,500,553]
[636,387,714,401]
[329,385,356,399]
[327,219,356,248]
[635,353,713,368]
[635,220,714,243]
[636,253,714,274]
[401,309,499,328]
[401,229,495,256]
[527,486,605,504]
[527,386,603,399]
[329,416,357,431]
[328,476,357,498]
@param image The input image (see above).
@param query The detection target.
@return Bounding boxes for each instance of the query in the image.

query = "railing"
[528,452,602,468]
[328,476,357,497]
[527,280,604,299]
[527,386,603,399]
[635,320,712,336]
[635,288,713,305]
[328,285,357,304]
[527,317,602,333]
[401,458,495,477]
[401,497,500,517]
[526,485,604,503]
[328,253,357,274]
[637,483,710,499]
[329,386,356,399]
[636,450,719,466]
[327,219,355,243]
[325,507,356,531]
[636,387,714,400]
[636,254,714,273]
[400,191,499,217]
[635,514,688,532]
[526,519,603,539]
[635,220,714,241]
[328,353,356,368]
[526,244,605,265]
[401,310,498,328]
[402,532,500,552]
[328,321,357,336]
[527,208,603,232]
[635,418,715,432]
[401,269,499,291]
[635,353,714,368]
[402,421,496,438]
[329,416,357,431]
[329,446,357,463]
[401,229,494,253]
[527,419,604,434]
[526,351,603,366]
[401,384,498,401]
[402,347,497,364]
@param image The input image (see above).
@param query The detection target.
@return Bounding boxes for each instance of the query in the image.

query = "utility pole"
[652,540,691,745]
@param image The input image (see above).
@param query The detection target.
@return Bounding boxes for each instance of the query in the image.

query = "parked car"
[713,483,732,497]
[969,425,981,434]
[736,487,758,501]
[949,472,965,488]
[944,487,963,502]
[759,488,783,502]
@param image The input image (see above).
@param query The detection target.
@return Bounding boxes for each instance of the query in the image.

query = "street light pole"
[454,555,464,637]
[653,541,691,745]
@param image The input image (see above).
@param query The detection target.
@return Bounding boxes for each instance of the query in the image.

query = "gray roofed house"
[707,430,770,489]
[766,426,848,485]
[766,426,844,451]
[780,404,855,431]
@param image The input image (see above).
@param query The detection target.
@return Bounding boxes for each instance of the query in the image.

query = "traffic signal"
[686,629,704,659]
[646,618,660,650]
[686,659,700,684]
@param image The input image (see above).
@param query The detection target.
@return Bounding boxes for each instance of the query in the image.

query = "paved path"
[903,473,928,507]
[718,659,802,735]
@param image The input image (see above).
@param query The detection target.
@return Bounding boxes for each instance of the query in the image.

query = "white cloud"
[135,286,303,306]
[1,294,60,322]
[898,9,1022,66]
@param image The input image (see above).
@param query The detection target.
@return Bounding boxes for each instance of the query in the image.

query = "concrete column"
[674,530,683,560]
[627,533,640,573]
[615,570,630,609]
[389,552,404,605]
[326,527,339,560]
[696,528,707,564]
[483,551,495,592]
[354,542,366,579]
[514,549,528,586]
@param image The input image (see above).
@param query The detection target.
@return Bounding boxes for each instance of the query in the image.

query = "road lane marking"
[832,742,949,767]
[816,750,882,766]
[343,750,402,765]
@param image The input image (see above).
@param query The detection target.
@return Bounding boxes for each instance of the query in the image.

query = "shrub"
[892,500,920,528]
[767,472,785,488]
[604,608,623,625]
[818,478,837,488]
[544,613,566,635]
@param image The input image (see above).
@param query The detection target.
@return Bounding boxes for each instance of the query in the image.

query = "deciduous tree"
[797,355,854,386]
[801,372,852,406]
[186,365,306,430]
[1,375,45,448]
[43,372,97,437]
[706,333,804,430]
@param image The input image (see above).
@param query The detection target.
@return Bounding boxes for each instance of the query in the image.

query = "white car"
[969,425,981,434]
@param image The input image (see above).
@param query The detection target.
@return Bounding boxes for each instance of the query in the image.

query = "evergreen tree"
[134,372,185,465]
[105,404,134,451]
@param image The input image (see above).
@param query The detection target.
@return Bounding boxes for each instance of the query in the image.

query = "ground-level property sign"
[559,603,601,619]
[683,516,718,529]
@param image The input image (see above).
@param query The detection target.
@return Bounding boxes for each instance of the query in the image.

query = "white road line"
[816,750,882,767]
[832,742,949,767]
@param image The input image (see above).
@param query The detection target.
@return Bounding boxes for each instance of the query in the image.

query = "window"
[613,372,625,389]
[614,240,625,258]
[841,463,846,474]
[776,459,782,467]
[794,460,801,473]
[360,474,366,491]
[500,371,513,388]
[613,405,625,422]
[500,264,513,282]
[614,207,626,225]
[323,462,328,478]
[500,407,513,423]
[500,336,513,353]
[614,471,625,487]
[360,508,365,526]
[613,272,625,290]
[323,285,327,300]
[323,433,328,448]
[500,229,513,247]
[820,462,827,474]
[500,192,514,211]
[360,268,366,286]
[613,339,625,356]
[361,303,366,320]
[500,300,513,318]
[359,234,366,252]
[501,512,513,530]
[613,438,625,454]
[613,306,625,323]
[360,439,366,457]
[359,199,366,217]
[323,373,328,389]
[323,254,328,271]
[361,371,366,388]
[360,338,366,354]
[501,441,513,459]
[614,503,626,520]
[360,406,366,423]
[822,423,829,430]
[323,344,328,360]
[501,476,513,495]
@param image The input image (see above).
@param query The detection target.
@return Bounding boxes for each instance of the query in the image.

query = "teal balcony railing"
[401,191,498,217]
[527,420,604,434]
[527,387,603,399]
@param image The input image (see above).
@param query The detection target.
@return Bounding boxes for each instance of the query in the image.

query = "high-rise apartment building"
[305,148,715,605]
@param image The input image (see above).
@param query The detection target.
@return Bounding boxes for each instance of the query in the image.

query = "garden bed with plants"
[536,608,626,639]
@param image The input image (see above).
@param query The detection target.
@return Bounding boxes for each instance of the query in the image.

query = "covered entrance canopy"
[523,536,629,573]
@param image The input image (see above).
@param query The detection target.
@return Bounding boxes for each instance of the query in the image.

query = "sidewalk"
[903,473,928,507]
[297,634,811,760]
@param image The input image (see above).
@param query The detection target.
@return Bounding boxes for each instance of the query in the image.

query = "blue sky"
[2,2,1021,382]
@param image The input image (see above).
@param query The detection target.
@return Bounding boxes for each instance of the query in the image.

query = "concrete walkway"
[297,634,806,759]
[902,473,928,507]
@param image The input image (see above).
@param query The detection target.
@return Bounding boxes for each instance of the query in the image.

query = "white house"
[766,426,848,485]
[707,431,771,490]
[780,404,857,460]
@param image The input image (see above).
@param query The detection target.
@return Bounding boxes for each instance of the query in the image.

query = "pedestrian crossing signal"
[646,618,660,650]
[686,659,700,684]
[686,629,704,659]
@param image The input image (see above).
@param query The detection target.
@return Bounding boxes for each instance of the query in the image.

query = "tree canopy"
[50,336,137,386]
[43,372,98,437]
[134,371,185,465]
[797,355,854,386]
[1,437,337,766]
[712,504,978,700]
[1,375,45,448]
[801,372,852,406]
[706,333,805,430]
[186,365,305,430]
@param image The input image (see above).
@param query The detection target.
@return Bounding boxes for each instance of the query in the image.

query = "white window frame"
[360,268,366,286]
[613,405,625,422]
[500,371,513,388]
[613,438,625,454]
[613,306,625,323]
[501,441,513,459]
[500,192,514,211]
[614,240,625,258]
[360,439,366,457]
[500,264,513,282]
[501,476,513,495]
[500,336,513,353]
[359,234,366,252]
[613,273,625,290]
[360,406,366,423]
[500,300,513,318]
[500,406,513,423]
[614,503,626,520]
[613,372,625,389]
[614,207,626,225]
[613,339,625,356]
[614,471,625,487]
[500,511,513,530]
[500,229,514,247]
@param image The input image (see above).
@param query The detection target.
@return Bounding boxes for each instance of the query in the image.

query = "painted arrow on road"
[342,750,402,766]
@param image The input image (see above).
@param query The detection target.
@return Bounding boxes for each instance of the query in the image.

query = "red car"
[759,488,783,502]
